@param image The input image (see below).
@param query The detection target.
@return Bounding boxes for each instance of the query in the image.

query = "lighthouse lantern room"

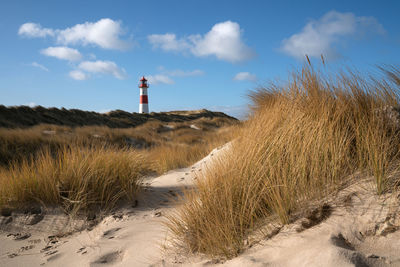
[139,76,149,114]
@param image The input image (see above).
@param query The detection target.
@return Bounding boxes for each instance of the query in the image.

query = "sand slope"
[213,181,400,267]
[1,144,399,267]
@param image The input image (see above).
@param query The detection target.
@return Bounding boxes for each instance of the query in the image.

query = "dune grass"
[0,105,236,128]
[0,146,148,214]
[0,117,236,168]
[0,117,237,214]
[167,64,400,258]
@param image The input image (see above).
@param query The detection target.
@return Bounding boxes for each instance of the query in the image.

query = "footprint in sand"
[90,250,124,266]
[41,238,60,254]
[7,253,19,258]
[6,244,35,259]
[7,232,31,241]
[45,250,58,256]
[102,227,121,239]
[41,245,53,252]
[19,245,35,252]
[77,247,88,255]
[46,235,60,245]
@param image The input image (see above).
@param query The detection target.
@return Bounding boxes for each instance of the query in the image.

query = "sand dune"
[1,144,399,267]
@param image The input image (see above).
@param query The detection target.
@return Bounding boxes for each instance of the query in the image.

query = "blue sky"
[1,0,399,118]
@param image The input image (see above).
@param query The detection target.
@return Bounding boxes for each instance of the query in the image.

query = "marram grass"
[167,65,400,258]
[0,146,148,214]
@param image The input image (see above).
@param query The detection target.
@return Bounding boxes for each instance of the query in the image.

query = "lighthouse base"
[139,103,149,114]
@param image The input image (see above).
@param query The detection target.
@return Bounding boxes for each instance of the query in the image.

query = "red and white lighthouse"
[139,76,149,114]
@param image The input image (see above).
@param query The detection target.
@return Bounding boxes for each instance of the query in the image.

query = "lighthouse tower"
[138,76,149,114]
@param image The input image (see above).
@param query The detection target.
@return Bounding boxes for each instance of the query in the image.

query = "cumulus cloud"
[148,33,190,52]
[281,11,385,59]
[190,21,254,62]
[69,70,88,80]
[19,19,130,50]
[56,19,129,50]
[41,46,82,61]
[30,62,49,71]
[78,60,127,79]
[18,23,54,38]
[147,74,174,85]
[233,72,257,82]
[148,21,254,63]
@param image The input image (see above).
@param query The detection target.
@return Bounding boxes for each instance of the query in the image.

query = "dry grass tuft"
[168,64,400,258]
[148,127,236,173]
[0,146,148,214]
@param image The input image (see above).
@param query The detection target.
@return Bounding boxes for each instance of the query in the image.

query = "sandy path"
[1,144,400,267]
[0,146,223,267]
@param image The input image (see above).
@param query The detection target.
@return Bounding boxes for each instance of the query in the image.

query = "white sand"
[1,144,399,266]
[211,181,400,267]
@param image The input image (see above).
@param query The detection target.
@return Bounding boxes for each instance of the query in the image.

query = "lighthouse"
[138,76,149,114]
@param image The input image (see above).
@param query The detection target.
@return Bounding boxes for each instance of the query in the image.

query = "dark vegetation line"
[0,106,237,129]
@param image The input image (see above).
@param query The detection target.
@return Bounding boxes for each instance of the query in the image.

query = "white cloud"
[145,68,203,85]
[30,62,49,71]
[281,11,385,59]
[18,23,54,38]
[41,46,82,61]
[148,33,190,52]
[78,60,126,79]
[233,72,257,82]
[56,18,129,50]
[190,21,254,62]
[18,18,130,50]
[148,21,254,63]
[164,69,204,77]
[147,74,174,85]
[69,70,88,80]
